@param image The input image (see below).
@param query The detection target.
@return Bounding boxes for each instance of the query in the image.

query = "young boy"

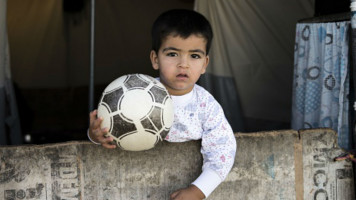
[88,9,236,200]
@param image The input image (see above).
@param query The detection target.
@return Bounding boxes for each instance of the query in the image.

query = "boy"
[89,9,236,199]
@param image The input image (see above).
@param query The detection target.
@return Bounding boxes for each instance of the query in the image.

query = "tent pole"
[89,0,95,112]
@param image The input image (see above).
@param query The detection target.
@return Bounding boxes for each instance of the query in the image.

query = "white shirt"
[168,84,236,197]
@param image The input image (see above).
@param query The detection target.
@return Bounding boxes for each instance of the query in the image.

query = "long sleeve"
[200,97,236,181]
[166,85,237,197]
[190,95,236,197]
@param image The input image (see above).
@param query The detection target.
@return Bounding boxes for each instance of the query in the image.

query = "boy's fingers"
[91,127,107,138]
[90,118,103,133]
[101,127,109,135]
[93,117,104,129]
[89,110,97,122]
[170,191,179,200]
[102,143,117,149]
[101,137,116,149]
[102,144,117,149]
[97,133,112,143]
[90,110,103,127]
[88,112,115,149]
[91,128,101,137]
[89,110,99,128]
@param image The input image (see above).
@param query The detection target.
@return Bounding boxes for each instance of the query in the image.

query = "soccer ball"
[97,74,174,151]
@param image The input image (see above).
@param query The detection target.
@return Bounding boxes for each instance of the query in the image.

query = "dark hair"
[151,9,213,55]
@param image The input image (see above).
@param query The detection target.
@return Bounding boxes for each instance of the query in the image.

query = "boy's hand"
[170,185,205,200]
[89,110,116,149]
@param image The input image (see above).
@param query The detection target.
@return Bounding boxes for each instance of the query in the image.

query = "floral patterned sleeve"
[200,95,237,180]
[167,85,236,197]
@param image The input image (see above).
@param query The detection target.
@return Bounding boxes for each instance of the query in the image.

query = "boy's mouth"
[177,73,188,78]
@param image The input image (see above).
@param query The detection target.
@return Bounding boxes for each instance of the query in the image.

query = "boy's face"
[150,34,209,96]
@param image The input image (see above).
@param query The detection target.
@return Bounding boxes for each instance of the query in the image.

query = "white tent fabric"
[0,0,22,144]
[194,0,314,126]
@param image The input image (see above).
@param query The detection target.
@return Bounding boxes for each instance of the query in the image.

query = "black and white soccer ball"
[97,74,174,151]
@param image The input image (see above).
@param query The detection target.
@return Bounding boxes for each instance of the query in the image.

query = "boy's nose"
[178,56,189,68]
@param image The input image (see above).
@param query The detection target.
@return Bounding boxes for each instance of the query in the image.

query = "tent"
[2,0,345,144]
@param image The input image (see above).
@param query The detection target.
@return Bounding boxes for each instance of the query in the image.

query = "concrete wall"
[0,129,354,199]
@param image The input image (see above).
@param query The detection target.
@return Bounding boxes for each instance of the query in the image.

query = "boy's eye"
[166,52,178,57]
[191,54,201,59]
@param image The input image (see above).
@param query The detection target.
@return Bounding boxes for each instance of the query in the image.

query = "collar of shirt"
[155,77,195,108]
[171,88,194,108]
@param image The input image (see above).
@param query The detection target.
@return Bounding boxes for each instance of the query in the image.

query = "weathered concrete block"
[0,128,354,199]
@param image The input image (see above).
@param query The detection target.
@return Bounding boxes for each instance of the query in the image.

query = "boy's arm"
[194,101,237,198]
[88,110,117,149]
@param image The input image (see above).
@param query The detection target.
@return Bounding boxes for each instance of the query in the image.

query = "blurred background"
[1,0,351,145]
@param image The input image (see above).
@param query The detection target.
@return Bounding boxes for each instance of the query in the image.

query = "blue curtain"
[291,21,350,149]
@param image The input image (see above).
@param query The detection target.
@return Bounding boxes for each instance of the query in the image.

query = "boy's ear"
[201,55,209,74]
[150,50,159,70]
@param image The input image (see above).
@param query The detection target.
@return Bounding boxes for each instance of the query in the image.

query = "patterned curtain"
[291,21,350,149]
